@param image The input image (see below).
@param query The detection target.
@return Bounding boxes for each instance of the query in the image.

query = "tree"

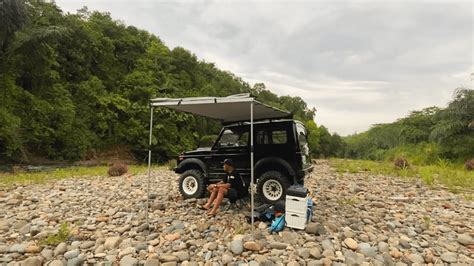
[0,0,28,53]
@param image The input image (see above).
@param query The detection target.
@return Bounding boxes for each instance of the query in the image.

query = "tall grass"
[329,159,474,193]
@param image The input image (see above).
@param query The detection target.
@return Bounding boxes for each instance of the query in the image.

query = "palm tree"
[430,88,474,141]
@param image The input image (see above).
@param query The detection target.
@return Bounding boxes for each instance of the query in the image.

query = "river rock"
[230,239,243,255]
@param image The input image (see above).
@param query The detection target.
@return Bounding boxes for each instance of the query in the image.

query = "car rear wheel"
[257,171,290,204]
[178,169,206,199]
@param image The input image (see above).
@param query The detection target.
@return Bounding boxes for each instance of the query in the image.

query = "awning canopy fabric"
[150,93,291,122]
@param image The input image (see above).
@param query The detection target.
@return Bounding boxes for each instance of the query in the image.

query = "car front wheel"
[178,169,206,199]
[257,171,290,204]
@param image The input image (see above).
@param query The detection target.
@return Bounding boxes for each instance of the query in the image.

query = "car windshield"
[216,128,249,147]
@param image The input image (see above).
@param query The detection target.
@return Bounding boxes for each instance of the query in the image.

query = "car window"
[256,129,287,144]
[217,128,248,147]
[272,130,287,144]
[256,130,270,144]
[296,124,307,146]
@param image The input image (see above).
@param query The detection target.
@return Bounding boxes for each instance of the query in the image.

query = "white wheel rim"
[183,176,198,195]
[262,179,283,201]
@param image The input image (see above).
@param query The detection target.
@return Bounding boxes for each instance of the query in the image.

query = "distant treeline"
[0,1,322,163]
[340,88,474,164]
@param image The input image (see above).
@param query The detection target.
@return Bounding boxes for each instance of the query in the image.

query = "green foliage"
[0,2,321,163]
[342,89,474,163]
[39,222,70,246]
[0,0,29,52]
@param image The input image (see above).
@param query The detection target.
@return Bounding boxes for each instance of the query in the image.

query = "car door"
[253,123,294,165]
[207,126,250,182]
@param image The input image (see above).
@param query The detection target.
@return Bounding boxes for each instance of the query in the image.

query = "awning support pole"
[146,106,154,228]
[250,100,254,230]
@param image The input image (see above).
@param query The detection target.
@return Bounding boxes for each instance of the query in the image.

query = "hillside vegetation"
[0,2,318,164]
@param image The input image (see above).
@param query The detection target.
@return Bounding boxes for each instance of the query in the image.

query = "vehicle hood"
[183,147,212,155]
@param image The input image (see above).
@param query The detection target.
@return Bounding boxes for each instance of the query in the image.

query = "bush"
[394,158,409,169]
[465,159,474,171]
[107,163,128,176]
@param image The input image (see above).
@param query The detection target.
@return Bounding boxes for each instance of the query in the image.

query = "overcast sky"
[56,0,473,136]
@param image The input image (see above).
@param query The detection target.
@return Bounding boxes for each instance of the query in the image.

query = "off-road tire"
[178,169,206,199]
[257,171,290,204]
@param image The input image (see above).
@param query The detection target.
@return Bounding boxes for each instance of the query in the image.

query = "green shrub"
[39,223,70,246]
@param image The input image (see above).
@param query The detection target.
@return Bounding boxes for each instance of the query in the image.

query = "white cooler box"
[286,211,307,230]
[285,185,309,229]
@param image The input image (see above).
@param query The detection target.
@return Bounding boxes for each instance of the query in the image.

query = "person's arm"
[217,183,231,189]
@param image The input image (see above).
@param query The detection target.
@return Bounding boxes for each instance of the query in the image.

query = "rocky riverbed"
[0,160,473,265]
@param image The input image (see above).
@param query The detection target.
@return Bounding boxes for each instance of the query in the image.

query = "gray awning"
[150,93,291,122]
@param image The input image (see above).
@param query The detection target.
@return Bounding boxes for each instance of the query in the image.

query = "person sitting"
[201,159,247,216]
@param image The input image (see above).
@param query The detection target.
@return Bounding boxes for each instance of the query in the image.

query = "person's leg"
[209,187,227,215]
[203,187,218,209]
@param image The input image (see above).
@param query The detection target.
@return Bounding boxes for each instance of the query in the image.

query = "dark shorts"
[226,188,244,203]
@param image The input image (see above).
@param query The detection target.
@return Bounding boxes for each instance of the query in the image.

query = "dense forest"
[0,1,326,164]
[1,1,471,166]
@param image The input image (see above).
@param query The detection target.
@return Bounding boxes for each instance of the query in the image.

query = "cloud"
[56,0,473,135]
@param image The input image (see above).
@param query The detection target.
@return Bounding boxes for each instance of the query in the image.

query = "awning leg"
[146,107,154,228]
[250,100,254,231]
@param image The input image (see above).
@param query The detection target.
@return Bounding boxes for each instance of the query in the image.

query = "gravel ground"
[0,160,473,265]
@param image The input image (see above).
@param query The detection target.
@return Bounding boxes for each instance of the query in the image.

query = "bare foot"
[201,205,210,210]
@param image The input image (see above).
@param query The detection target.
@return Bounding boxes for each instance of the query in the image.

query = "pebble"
[457,234,473,245]
[408,253,425,263]
[48,260,64,266]
[269,242,287,250]
[174,251,189,261]
[440,252,457,263]
[310,247,322,259]
[230,239,243,255]
[344,238,359,250]
[64,249,80,259]
[243,241,262,251]
[22,256,42,266]
[144,258,160,266]
[120,255,138,266]
[0,162,472,265]
[53,243,67,256]
[104,236,121,250]
[160,255,178,262]
[358,243,376,257]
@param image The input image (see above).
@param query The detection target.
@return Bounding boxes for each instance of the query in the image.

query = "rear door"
[253,122,295,167]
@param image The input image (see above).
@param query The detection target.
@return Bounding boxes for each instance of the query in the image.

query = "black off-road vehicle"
[175,119,313,203]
